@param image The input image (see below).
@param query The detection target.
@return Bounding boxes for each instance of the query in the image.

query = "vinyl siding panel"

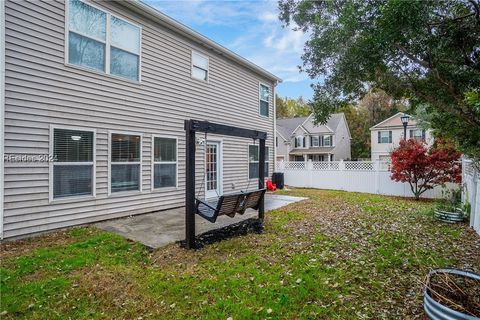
[3,0,276,238]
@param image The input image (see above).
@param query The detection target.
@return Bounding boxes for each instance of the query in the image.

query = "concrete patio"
[96,194,307,248]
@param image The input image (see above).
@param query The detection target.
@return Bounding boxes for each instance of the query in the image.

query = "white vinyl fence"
[277,160,456,199]
[462,159,480,235]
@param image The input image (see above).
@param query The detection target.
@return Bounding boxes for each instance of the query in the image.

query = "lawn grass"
[1,189,479,319]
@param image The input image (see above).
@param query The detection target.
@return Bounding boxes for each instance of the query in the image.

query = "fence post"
[307,159,313,188]
[374,160,380,195]
[339,159,345,191]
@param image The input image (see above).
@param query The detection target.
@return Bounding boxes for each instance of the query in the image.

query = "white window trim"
[151,135,178,191]
[108,130,143,196]
[311,136,320,147]
[248,144,270,180]
[296,136,306,149]
[49,125,97,203]
[64,0,143,83]
[323,135,332,147]
[191,50,209,83]
[379,131,391,144]
[259,82,270,117]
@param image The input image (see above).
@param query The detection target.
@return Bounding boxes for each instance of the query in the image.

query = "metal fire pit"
[434,209,466,224]
[424,268,480,320]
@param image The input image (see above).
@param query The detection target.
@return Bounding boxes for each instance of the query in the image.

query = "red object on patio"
[266,179,276,192]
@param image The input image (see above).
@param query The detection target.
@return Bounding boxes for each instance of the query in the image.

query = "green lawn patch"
[1,189,478,319]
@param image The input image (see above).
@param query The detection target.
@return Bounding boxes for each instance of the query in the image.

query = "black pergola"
[184,119,267,249]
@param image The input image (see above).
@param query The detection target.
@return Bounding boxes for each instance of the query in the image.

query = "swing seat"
[195,189,266,223]
[237,189,266,215]
[195,193,245,223]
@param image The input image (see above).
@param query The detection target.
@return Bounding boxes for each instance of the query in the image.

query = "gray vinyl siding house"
[276,113,351,161]
[0,0,281,239]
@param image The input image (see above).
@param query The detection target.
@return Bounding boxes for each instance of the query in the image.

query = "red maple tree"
[390,138,461,200]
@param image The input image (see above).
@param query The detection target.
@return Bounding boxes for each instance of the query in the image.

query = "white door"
[205,141,222,199]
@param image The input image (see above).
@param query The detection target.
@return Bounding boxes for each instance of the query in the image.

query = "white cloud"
[147,0,311,84]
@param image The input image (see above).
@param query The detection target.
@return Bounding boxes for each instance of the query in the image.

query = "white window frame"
[379,131,391,144]
[410,129,425,141]
[49,125,96,203]
[248,144,270,180]
[151,135,178,191]
[259,82,270,117]
[108,131,143,196]
[296,136,305,148]
[311,136,320,147]
[65,0,142,83]
[191,50,209,82]
[323,135,332,147]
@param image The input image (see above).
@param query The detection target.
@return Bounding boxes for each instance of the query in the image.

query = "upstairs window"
[295,136,306,148]
[323,135,332,147]
[410,129,426,141]
[378,131,392,144]
[259,84,269,117]
[248,145,269,179]
[110,133,141,193]
[153,137,177,189]
[52,128,94,200]
[67,0,141,81]
[192,51,209,81]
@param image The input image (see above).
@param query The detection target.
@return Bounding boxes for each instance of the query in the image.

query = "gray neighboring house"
[0,0,281,239]
[276,113,351,161]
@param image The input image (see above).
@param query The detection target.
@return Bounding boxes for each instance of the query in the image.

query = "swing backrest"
[217,193,245,218]
[237,189,266,214]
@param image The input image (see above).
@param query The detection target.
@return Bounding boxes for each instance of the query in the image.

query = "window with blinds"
[52,128,94,199]
[192,51,209,81]
[248,145,269,179]
[410,129,426,141]
[110,133,141,193]
[378,131,392,144]
[153,137,177,189]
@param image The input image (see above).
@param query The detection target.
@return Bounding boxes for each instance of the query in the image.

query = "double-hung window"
[153,137,177,189]
[324,135,332,147]
[192,51,209,81]
[378,131,392,144]
[248,145,269,179]
[259,84,269,117]
[410,129,426,141]
[311,136,319,147]
[52,128,95,200]
[295,136,305,148]
[67,0,141,81]
[110,133,141,193]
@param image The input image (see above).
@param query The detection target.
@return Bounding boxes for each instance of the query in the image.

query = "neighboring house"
[276,113,351,162]
[370,112,433,161]
[0,0,281,239]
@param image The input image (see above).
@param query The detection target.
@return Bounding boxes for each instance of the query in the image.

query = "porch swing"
[184,119,268,249]
[194,132,266,223]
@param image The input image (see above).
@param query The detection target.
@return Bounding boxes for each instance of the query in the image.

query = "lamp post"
[400,114,410,140]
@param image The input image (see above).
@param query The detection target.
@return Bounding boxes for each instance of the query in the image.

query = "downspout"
[0,0,6,239]
[273,82,277,172]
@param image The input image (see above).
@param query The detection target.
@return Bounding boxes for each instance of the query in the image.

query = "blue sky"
[145,0,316,100]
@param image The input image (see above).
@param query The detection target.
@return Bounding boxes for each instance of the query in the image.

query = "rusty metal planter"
[424,268,480,320]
